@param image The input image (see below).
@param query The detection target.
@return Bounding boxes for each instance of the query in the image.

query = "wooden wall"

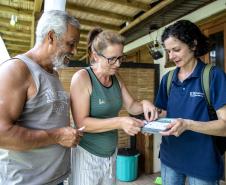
[126,45,154,64]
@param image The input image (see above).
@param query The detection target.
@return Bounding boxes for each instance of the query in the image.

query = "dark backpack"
[166,64,226,155]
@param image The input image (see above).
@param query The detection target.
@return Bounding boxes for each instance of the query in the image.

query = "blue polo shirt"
[155,60,226,181]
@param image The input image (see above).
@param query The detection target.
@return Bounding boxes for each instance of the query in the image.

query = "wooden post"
[31,0,43,47]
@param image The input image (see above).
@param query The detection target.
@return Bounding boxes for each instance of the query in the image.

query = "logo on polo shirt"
[190,92,204,97]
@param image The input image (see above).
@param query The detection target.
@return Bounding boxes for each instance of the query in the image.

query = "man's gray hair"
[35,10,80,45]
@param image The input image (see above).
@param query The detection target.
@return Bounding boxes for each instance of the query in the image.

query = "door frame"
[198,10,226,71]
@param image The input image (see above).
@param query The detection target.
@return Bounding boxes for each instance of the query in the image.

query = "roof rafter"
[0,26,31,34]
[5,40,30,46]
[1,35,30,43]
[7,48,27,52]
[102,0,150,11]
[119,0,174,34]
[80,30,89,35]
[78,43,87,48]
[0,30,31,38]
[0,17,31,26]
[79,19,120,31]
[0,4,33,17]
[66,2,132,21]
[6,44,30,51]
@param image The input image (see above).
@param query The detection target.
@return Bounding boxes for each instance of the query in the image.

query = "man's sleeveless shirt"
[0,54,70,185]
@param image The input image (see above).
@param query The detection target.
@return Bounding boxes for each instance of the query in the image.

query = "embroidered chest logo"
[190,92,204,98]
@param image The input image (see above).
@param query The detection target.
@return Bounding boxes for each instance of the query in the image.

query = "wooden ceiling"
[0,0,215,62]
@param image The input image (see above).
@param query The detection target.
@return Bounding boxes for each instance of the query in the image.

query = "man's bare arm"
[0,60,79,151]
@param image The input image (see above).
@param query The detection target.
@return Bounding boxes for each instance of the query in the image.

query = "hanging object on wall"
[10,14,17,26]
[147,25,163,60]
[147,40,163,60]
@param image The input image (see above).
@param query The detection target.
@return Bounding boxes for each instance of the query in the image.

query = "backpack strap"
[166,69,175,97]
[201,64,218,120]
[201,64,225,155]
[201,64,212,106]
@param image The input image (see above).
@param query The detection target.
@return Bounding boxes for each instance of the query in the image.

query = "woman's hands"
[160,118,190,137]
[120,117,144,136]
[141,100,159,121]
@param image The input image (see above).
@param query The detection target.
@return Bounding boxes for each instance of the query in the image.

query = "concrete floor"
[117,173,160,185]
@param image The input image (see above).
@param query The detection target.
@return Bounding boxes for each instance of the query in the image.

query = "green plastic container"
[116,148,140,182]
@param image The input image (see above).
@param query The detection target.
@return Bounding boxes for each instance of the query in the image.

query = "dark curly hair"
[161,20,211,57]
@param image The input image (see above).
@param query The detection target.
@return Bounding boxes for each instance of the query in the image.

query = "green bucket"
[116,148,139,182]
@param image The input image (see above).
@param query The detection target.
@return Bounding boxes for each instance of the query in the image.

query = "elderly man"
[0,11,81,185]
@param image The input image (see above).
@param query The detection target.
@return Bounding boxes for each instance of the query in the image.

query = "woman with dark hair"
[155,20,226,185]
[70,27,158,185]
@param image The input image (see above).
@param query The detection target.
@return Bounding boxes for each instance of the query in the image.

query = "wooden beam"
[102,0,150,11]
[0,4,33,17]
[8,52,27,56]
[77,48,87,52]
[79,35,87,41]
[6,43,30,50]
[119,0,175,34]
[7,50,28,56]
[78,41,87,46]
[0,17,31,26]
[33,0,43,12]
[31,0,43,47]
[79,19,120,31]
[1,35,30,43]
[66,2,132,21]
[0,23,30,35]
[0,30,30,39]
[5,40,30,46]
[80,29,89,36]
[0,26,31,34]
[77,47,86,51]
[78,43,87,48]
[79,27,92,34]
[9,53,21,57]
[76,51,86,55]
[79,54,88,61]
[8,48,27,54]
[6,48,29,55]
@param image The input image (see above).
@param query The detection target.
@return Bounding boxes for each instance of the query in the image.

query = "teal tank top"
[79,67,122,157]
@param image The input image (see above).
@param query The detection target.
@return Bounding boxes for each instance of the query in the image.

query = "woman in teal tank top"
[70,27,158,185]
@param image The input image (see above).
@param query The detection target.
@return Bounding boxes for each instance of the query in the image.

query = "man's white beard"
[53,54,66,70]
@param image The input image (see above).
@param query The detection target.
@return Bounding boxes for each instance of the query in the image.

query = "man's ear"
[47,31,55,44]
